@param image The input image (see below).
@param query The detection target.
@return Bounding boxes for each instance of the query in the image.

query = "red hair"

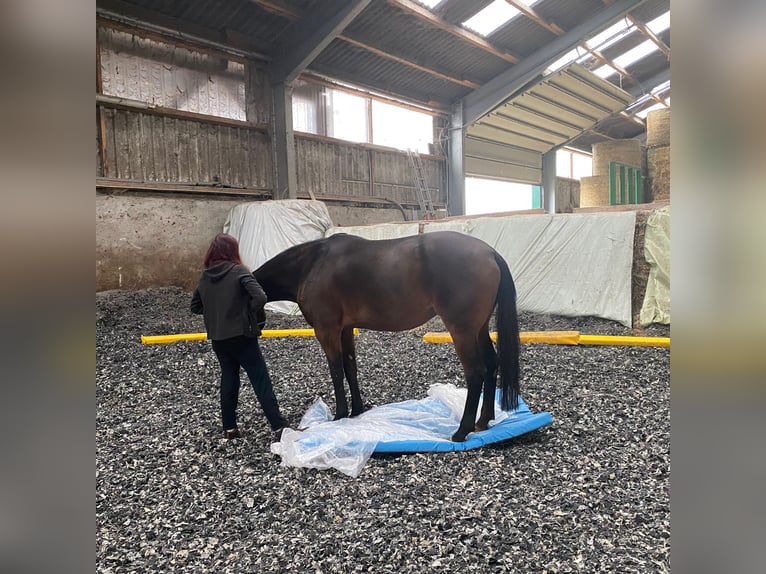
[203,233,244,268]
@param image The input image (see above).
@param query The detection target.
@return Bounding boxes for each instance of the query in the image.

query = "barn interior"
[96,0,671,328]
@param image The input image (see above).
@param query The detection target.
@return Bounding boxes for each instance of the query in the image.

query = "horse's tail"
[494,252,520,412]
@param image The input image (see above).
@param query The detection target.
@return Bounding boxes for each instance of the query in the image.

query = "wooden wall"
[295,135,444,207]
[100,107,272,190]
[96,21,446,213]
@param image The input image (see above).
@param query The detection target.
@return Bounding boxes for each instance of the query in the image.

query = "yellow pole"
[578,334,670,348]
[422,331,669,347]
[141,328,359,345]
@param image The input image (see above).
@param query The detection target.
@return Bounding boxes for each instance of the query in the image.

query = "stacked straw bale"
[646,108,671,201]
[579,175,611,207]
[592,140,643,175]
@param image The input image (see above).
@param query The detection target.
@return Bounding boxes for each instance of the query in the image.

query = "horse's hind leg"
[450,331,486,442]
[476,327,498,432]
[341,326,368,417]
[315,328,350,420]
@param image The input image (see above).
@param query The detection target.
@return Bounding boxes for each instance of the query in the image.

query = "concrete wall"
[96,193,408,291]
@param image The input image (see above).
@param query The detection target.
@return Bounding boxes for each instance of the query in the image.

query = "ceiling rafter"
[503,0,564,35]
[250,0,481,88]
[600,0,671,57]
[270,0,372,84]
[387,0,520,63]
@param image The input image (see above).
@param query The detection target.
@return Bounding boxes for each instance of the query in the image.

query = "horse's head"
[253,238,327,303]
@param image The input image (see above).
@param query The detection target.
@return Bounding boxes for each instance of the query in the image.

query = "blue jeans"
[211,336,288,432]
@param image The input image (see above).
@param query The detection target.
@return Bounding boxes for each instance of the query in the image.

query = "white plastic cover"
[326,212,637,326]
[639,206,670,326]
[271,383,512,478]
[223,200,334,314]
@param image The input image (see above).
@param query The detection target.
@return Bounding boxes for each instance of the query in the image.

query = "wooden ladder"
[406,149,436,219]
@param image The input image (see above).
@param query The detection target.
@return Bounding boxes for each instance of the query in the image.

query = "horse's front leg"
[316,328,349,420]
[341,326,369,417]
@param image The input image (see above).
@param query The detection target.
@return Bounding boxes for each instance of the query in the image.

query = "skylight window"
[593,63,620,79]
[546,47,584,74]
[463,0,540,37]
[651,80,671,95]
[648,11,670,34]
[586,18,634,52]
[593,39,660,79]
[613,39,659,69]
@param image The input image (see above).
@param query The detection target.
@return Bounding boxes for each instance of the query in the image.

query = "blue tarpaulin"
[271,383,553,477]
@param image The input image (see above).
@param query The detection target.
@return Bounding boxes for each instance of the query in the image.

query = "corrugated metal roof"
[488,14,557,58]
[97,0,670,161]
[346,2,509,84]
[435,0,493,25]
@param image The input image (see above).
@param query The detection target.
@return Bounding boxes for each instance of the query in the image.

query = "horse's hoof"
[350,403,374,417]
[475,422,489,432]
[451,430,468,442]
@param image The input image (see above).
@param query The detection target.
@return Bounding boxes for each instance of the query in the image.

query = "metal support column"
[272,82,297,200]
[542,150,557,214]
[448,103,465,216]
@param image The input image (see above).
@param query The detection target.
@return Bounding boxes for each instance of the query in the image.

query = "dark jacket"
[190,262,267,340]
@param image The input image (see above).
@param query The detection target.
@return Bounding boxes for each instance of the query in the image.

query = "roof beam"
[253,0,480,89]
[462,0,649,125]
[627,67,670,99]
[504,0,564,35]
[388,0,520,64]
[600,0,671,58]
[270,0,371,84]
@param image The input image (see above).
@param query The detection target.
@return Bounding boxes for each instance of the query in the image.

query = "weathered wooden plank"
[150,114,166,181]
[163,117,180,182]
[177,119,191,183]
[139,112,155,180]
[112,109,131,179]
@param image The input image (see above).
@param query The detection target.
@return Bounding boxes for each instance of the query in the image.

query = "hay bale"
[592,140,643,175]
[647,146,671,201]
[579,175,611,207]
[646,108,671,148]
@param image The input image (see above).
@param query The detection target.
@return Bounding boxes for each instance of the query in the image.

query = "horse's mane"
[253,237,330,302]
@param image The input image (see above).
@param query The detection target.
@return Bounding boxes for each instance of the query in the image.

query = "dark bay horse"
[253,230,520,442]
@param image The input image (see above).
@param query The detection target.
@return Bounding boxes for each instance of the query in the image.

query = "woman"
[191,233,290,441]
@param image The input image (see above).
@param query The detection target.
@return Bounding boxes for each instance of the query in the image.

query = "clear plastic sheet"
[271,384,536,478]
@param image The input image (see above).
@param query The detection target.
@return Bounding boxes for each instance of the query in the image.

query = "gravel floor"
[97,287,669,573]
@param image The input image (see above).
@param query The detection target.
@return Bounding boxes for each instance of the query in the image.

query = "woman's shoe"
[223,428,242,440]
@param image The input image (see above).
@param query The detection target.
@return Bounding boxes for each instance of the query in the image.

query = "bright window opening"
[465,178,535,215]
[556,148,592,180]
[292,79,434,154]
[372,100,433,154]
[327,90,368,143]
